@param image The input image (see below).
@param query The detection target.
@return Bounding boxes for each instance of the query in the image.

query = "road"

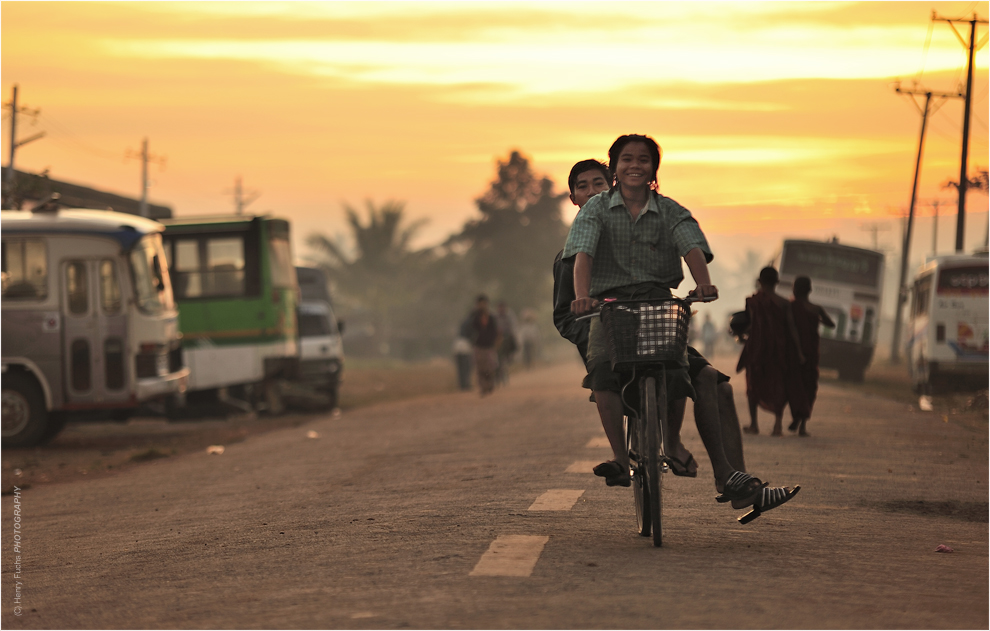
[2,358,987,629]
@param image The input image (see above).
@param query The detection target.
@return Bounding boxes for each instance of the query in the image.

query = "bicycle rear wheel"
[627,414,651,537]
[643,375,664,547]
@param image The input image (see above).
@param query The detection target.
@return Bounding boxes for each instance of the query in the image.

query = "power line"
[36,112,123,162]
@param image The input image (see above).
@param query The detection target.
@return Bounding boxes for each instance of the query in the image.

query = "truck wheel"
[2,372,49,449]
[39,413,68,444]
[325,381,339,411]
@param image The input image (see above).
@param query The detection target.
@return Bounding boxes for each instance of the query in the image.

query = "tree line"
[307,150,568,359]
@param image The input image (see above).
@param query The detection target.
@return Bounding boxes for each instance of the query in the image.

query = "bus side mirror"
[336,320,345,335]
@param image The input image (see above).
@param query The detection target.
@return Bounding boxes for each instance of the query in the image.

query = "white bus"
[774,239,885,382]
[907,252,989,391]
[1,207,189,448]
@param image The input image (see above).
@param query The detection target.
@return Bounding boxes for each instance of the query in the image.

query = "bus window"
[130,235,175,314]
[781,242,882,288]
[268,235,295,289]
[100,260,122,314]
[207,237,245,296]
[172,239,203,299]
[66,261,89,315]
[2,239,48,300]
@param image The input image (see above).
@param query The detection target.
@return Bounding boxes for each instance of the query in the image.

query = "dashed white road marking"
[585,436,611,448]
[565,460,601,474]
[527,489,585,511]
[469,535,549,577]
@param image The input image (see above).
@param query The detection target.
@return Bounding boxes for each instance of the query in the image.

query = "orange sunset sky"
[2,1,988,288]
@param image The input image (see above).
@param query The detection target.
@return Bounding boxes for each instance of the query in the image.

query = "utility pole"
[889,82,962,363]
[932,11,988,252]
[125,138,166,218]
[859,222,889,250]
[228,176,260,215]
[3,84,45,209]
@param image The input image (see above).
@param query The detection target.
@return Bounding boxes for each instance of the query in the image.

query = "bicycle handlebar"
[573,293,716,322]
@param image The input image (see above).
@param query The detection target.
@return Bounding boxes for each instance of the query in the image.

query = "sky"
[2,1,988,329]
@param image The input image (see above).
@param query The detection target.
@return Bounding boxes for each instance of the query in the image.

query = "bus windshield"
[781,242,882,287]
[130,234,175,314]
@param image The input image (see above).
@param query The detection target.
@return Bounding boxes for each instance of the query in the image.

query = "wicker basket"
[600,299,690,371]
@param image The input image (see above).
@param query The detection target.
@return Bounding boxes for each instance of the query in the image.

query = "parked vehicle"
[774,238,885,382]
[295,265,344,409]
[160,215,298,412]
[907,252,989,391]
[1,207,189,448]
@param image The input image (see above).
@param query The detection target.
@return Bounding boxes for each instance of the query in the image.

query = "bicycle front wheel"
[628,414,651,537]
[643,375,664,547]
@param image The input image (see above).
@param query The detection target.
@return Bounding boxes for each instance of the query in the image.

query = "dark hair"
[607,134,662,189]
[793,276,812,298]
[476,294,489,303]
[567,159,611,194]
[758,267,779,286]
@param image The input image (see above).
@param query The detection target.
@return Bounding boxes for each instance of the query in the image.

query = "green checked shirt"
[562,189,712,298]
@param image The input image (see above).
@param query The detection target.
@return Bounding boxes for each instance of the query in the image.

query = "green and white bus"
[160,215,298,408]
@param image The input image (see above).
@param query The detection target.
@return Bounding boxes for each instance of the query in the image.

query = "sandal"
[716,471,800,523]
[668,453,698,478]
[593,460,631,487]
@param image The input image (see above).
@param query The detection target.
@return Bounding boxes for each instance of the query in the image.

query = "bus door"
[61,258,130,405]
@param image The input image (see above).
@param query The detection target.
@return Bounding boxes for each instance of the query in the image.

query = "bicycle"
[582,294,712,547]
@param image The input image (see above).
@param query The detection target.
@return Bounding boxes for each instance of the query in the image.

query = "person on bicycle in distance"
[563,134,799,519]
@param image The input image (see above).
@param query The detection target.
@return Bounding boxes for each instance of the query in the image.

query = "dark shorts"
[687,346,730,384]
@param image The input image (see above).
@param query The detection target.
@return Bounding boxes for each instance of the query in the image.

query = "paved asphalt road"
[2,359,987,629]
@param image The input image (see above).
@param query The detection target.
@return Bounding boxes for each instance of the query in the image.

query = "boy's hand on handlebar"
[571,297,599,315]
[689,284,719,301]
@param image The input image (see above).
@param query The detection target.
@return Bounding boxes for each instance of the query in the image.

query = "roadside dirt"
[1,358,458,494]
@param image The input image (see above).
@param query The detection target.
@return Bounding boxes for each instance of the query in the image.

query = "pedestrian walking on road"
[453,315,474,391]
[518,309,540,368]
[495,301,518,385]
[469,295,500,396]
[787,276,835,436]
[701,312,717,358]
[736,266,804,436]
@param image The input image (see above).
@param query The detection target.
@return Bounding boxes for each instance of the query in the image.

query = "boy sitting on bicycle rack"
[563,134,799,522]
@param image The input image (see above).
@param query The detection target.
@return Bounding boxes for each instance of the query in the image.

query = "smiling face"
[614,141,655,191]
[569,168,610,208]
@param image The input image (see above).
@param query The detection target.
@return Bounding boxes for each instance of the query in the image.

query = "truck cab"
[295,266,344,409]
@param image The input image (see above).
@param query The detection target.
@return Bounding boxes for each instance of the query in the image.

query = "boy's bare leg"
[666,397,698,475]
[717,381,746,472]
[594,390,628,469]
[691,367,734,490]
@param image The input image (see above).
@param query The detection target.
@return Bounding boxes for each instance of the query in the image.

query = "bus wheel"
[263,381,285,415]
[2,372,49,449]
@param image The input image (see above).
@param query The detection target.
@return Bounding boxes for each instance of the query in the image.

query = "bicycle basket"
[600,299,690,370]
